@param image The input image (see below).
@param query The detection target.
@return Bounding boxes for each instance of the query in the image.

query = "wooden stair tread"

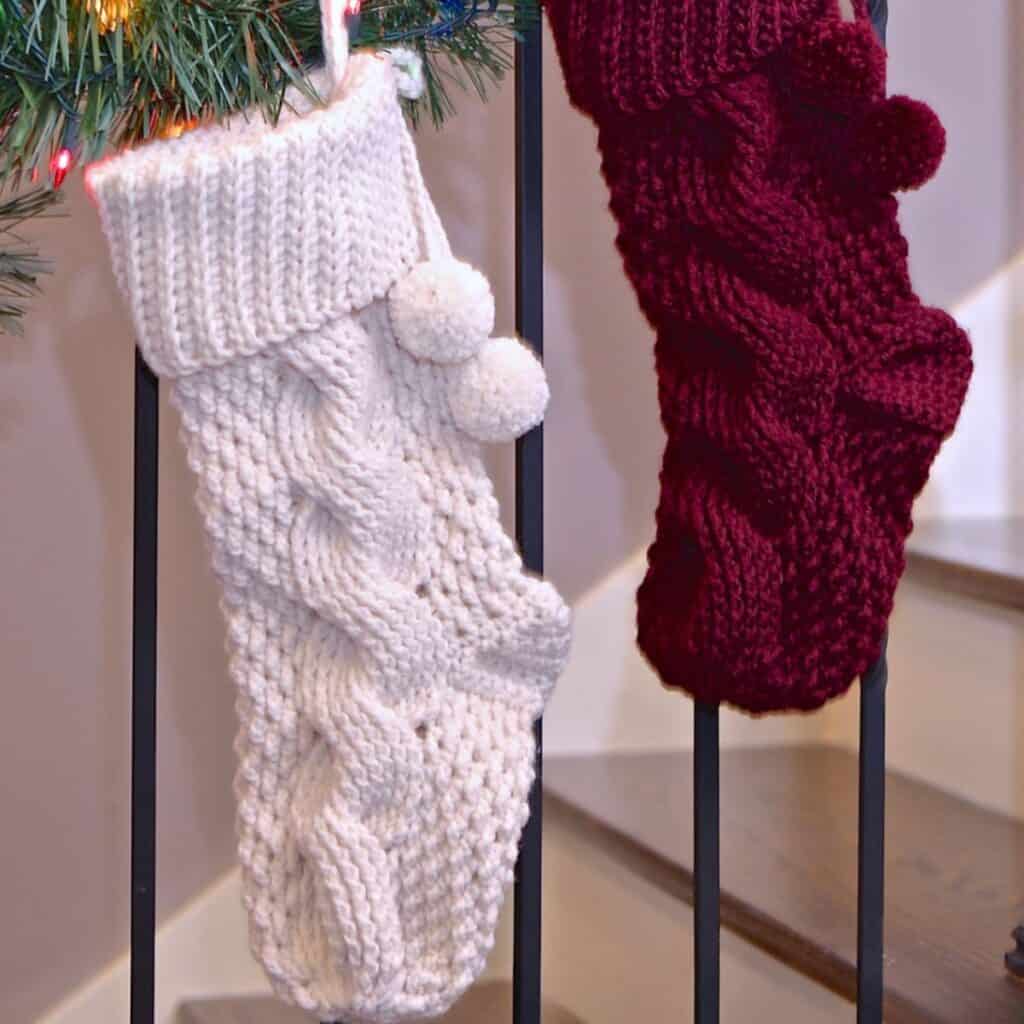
[906,517,1024,609]
[545,745,1024,1024]
[178,982,584,1023]
[178,996,308,1024]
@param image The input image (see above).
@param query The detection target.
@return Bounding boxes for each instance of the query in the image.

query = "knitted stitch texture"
[548,0,972,711]
[88,55,571,1021]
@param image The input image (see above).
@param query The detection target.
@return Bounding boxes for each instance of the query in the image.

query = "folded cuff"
[547,0,836,115]
[87,55,424,378]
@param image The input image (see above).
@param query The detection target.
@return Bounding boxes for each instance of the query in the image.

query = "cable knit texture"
[548,0,972,711]
[88,54,571,1021]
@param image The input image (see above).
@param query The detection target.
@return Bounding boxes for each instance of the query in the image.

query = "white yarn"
[87,54,571,1023]
[447,336,551,443]
[389,258,495,364]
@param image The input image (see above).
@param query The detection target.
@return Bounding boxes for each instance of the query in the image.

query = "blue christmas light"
[432,0,465,39]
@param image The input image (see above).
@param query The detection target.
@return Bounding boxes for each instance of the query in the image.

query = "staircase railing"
[124,2,1022,1022]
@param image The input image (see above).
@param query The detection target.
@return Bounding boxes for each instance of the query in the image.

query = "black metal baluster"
[855,9,889,1024]
[512,12,545,1024]
[130,350,160,1024]
[857,635,888,1024]
[694,703,721,1024]
[869,0,889,42]
[1007,927,1024,981]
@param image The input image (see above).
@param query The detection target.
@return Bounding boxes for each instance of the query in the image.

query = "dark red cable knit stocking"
[547,0,972,711]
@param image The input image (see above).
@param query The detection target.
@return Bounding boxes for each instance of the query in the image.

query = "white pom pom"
[447,337,550,444]
[386,47,426,100]
[389,259,495,364]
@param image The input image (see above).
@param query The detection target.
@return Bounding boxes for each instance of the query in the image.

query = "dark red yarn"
[548,0,973,712]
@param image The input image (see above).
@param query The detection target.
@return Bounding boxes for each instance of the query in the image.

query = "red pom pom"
[787,19,886,112]
[847,96,946,192]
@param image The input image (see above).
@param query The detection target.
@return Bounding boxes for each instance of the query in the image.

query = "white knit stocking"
[88,38,570,1024]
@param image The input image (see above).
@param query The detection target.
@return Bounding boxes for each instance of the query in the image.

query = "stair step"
[178,982,584,1023]
[179,997,306,1024]
[907,517,1024,609]
[545,745,1024,1024]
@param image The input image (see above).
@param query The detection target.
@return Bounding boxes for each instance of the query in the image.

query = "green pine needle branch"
[0,0,537,180]
[0,0,536,333]
[0,187,59,335]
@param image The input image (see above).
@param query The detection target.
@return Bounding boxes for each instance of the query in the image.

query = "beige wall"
[892,0,1023,307]
[1,181,240,1023]
[2,3,1019,1020]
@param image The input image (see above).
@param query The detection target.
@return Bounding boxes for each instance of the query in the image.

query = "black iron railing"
[512,13,545,1024]
[125,3,1020,1023]
[130,351,159,1024]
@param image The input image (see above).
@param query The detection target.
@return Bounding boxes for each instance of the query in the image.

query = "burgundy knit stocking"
[548,0,972,711]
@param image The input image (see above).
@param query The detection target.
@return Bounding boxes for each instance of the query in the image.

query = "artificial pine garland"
[0,187,58,334]
[0,0,536,332]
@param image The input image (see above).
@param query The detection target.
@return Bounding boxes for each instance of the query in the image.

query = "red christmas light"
[51,148,73,189]
[344,0,361,12]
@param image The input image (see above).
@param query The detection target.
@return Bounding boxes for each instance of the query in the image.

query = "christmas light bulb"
[345,0,362,12]
[51,148,73,189]
[161,118,199,141]
[85,0,138,34]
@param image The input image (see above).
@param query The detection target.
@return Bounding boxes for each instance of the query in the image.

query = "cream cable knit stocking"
[87,38,570,1023]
